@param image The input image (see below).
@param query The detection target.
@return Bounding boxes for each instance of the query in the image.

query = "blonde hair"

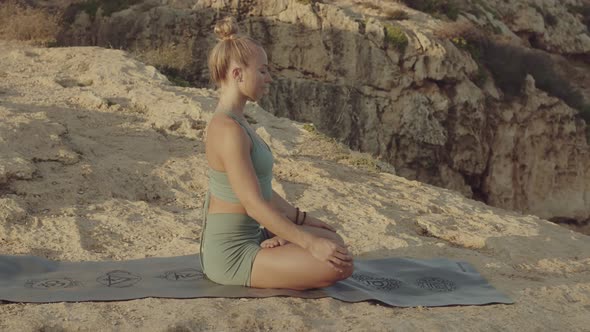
[208,17,262,86]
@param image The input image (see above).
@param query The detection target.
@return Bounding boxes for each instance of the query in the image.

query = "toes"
[261,240,276,248]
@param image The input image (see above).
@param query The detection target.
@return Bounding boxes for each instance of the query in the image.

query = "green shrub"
[580,105,590,142]
[451,36,482,60]
[532,4,558,27]
[445,23,488,83]
[450,30,588,127]
[153,66,193,87]
[445,4,460,20]
[479,40,589,129]
[567,4,590,31]
[79,1,100,19]
[444,19,589,140]
[166,74,191,87]
[544,12,558,27]
[295,0,316,5]
[384,24,408,52]
[472,65,488,87]
[346,156,379,173]
[442,24,493,88]
[65,0,142,21]
[490,25,503,35]
[303,123,317,133]
[132,42,194,87]
[401,0,461,21]
[472,0,499,19]
[580,104,590,123]
[451,37,488,87]
[479,43,533,97]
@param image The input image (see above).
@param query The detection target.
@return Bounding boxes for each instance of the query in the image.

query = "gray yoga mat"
[0,254,513,307]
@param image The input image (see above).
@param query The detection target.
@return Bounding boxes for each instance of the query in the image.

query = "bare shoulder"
[206,114,249,155]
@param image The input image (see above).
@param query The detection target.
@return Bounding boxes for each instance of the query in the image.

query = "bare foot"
[260,236,290,248]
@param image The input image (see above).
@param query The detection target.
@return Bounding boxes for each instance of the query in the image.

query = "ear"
[231,67,242,81]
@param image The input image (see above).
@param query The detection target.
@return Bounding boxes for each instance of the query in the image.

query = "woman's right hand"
[306,236,353,272]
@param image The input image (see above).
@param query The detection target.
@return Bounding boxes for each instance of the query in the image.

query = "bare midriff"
[207,195,248,215]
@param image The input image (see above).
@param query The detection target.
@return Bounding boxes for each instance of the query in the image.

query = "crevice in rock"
[0,183,17,196]
[550,216,589,226]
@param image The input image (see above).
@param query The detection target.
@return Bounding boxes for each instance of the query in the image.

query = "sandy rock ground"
[0,42,589,331]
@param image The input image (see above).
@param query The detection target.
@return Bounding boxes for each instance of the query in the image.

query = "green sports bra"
[208,112,274,203]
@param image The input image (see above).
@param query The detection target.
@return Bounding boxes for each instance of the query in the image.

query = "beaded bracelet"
[294,207,308,225]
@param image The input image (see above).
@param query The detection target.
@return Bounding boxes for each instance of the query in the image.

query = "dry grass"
[0,1,61,46]
[385,9,409,20]
[401,0,461,20]
[435,20,487,63]
[133,42,193,71]
[300,123,395,174]
[132,42,194,86]
[434,20,482,40]
[355,1,381,11]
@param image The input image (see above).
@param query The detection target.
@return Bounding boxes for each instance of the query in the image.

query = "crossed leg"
[250,226,354,290]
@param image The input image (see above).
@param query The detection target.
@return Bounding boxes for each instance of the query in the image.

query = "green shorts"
[199,212,270,286]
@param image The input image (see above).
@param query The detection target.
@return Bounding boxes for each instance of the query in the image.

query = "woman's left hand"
[303,215,337,233]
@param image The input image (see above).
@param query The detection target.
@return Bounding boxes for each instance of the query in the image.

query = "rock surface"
[0,41,589,332]
[45,0,590,224]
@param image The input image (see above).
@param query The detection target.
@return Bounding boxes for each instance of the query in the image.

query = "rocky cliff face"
[478,0,590,55]
[485,76,589,221]
[47,0,590,223]
[1,40,589,331]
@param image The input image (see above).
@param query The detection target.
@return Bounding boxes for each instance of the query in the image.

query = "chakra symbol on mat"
[97,270,141,288]
[159,268,205,281]
[416,277,457,292]
[351,272,402,291]
[24,278,80,289]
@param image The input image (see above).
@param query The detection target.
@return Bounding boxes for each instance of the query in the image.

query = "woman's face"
[240,47,272,101]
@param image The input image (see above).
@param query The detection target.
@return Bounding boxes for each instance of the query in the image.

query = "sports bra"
[207,111,274,203]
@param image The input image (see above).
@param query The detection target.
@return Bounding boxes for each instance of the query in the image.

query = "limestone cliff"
[27,0,590,223]
[1,40,590,331]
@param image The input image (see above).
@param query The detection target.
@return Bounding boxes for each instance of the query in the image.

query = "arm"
[271,189,337,232]
[270,189,298,223]
[219,122,312,249]
[216,119,350,270]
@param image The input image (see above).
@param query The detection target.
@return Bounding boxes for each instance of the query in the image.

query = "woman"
[200,17,354,290]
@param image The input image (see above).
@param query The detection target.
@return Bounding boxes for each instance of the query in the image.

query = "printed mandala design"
[416,277,457,292]
[159,268,205,281]
[97,270,141,288]
[24,278,80,289]
[351,272,402,291]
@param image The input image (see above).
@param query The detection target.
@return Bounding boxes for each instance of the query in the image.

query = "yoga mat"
[0,254,513,307]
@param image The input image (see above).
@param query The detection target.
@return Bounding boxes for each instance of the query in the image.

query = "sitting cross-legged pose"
[200,16,354,290]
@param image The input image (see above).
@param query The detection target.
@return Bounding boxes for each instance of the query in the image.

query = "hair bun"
[214,17,239,41]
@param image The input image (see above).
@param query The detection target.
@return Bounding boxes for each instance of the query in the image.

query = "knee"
[316,264,354,288]
[339,263,354,280]
[335,260,354,282]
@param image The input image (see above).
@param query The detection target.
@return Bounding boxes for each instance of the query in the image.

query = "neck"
[216,87,249,116]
